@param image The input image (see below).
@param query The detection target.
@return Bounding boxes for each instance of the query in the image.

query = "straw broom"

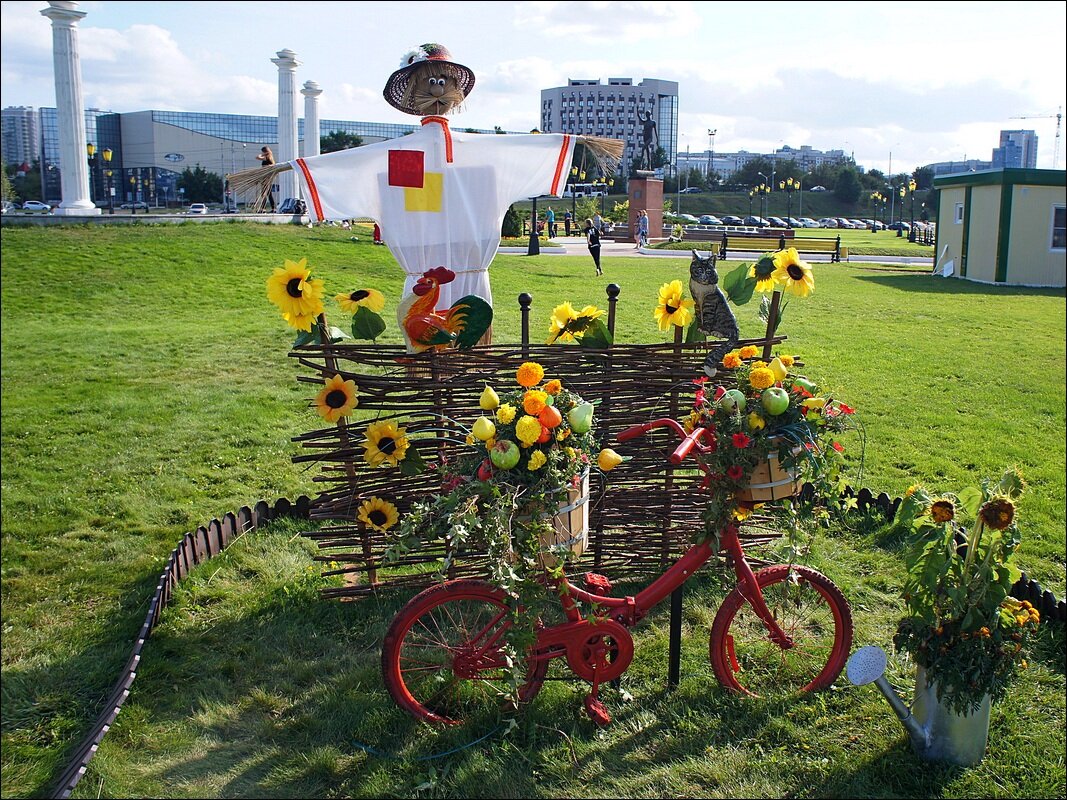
[227,135,625,213]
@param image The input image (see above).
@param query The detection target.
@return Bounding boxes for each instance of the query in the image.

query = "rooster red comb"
[423,267,456,284]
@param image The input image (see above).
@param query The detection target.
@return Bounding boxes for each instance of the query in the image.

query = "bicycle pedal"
[583,572,613,596]
[583,695,612,727]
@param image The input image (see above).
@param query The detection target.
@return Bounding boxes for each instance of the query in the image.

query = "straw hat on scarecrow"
[384,43,475,117]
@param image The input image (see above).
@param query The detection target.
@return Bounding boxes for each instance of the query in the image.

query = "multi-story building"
[923,158,994,177]
[28,106,503,206]
[1,106,40,168]
[992,129,1038,169]
[539,78,679,176]
[675,144,850,182]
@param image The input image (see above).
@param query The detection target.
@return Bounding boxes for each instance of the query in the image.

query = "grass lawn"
[1,221,1064,798]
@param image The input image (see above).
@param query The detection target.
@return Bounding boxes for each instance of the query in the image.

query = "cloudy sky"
[2,0,1064,175]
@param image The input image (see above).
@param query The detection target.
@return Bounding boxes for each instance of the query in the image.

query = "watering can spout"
[846,645,928,749]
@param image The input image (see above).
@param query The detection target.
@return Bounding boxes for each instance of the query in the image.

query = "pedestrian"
[584,217,602,276]
[635,209,649,249]
[563,209,572,236]
[256,146,276,212]
[546,206,556,238]
[593,211,604,234]
[373,222,384,245]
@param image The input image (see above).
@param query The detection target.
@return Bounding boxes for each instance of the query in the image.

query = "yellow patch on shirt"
[404,172,443,212]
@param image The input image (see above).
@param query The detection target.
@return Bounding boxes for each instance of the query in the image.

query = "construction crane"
[1010,106,1062,169]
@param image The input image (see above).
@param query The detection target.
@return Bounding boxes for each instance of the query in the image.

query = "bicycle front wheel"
[710,565,852,698]
[382,580,548,726]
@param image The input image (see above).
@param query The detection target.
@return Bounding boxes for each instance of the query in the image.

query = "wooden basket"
[737,441,802,502]
[538,468,590,569]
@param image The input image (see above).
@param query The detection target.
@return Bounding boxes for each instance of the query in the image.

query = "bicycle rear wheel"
[710,565,852,698]
[382,579,548,725]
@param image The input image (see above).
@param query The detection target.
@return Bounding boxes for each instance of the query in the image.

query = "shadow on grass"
[853,273,1067,297]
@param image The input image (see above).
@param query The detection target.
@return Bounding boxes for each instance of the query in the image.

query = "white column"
[40,1,99,215]
[271,48,300,201]
[301,80,323,159]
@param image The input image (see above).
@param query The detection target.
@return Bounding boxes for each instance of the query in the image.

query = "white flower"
[400,47,429,68]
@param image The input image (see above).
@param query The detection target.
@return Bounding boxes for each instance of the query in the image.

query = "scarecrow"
[231,44,622,349]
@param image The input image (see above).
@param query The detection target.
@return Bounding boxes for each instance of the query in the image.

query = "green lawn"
[1,222,1064,799]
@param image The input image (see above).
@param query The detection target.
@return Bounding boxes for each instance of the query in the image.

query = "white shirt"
[289,117,577,308]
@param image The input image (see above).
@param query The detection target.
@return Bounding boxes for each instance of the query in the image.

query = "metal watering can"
[846,645,991,766]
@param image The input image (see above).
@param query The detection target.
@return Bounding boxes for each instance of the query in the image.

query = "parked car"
[277,197,308,215]
[849,219,866,229]
[809,185,828,192]
[835,218,855,229]
[817,217,839,228]
[887,221,911,231]
[21,200,52,212]
[698,214,722,225]
[187,203,208,214]
[743,215,769,227]
[120,201,149,210]
[786,217,804,228]
[679,186,704,194]
[767,216,789,228]
[677,213,699,223]
[720,215,744,225]
[798,217,820,228]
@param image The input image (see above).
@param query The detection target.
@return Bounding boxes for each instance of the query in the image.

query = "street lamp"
[86,143,96,205]
[753,183,770,221]
[102,147,113,215]
[907,178,917,242]
[897,185,906,237]
[707,128,717,191]
[601,177,613,219]
[779,177,798,225]
[129,175,137,214]
[870,192,885,231]
[748,189,755,217]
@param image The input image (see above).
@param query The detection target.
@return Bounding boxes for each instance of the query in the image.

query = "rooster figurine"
[397,267,493,353]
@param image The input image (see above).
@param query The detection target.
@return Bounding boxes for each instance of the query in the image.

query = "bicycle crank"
[565,619,634,683]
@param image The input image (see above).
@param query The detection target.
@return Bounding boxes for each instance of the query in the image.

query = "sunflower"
[930,499,955,523]
[978,497,1015,530]
[748,253,778,293]
[335,288,385,314]
[516,362,545,388]
[771,248,815,297]
[314,374,359,422]
[266,258,326,328]
[362,420,410,468]
[546,301,579,343]
[357,497,399,532]
[653,280,694,331]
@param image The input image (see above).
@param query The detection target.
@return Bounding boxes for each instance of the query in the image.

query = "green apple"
[567,403,594,434]
[718,388,747,413]
[489,439,520,470]
[792,376,817,394]
[761,386,790,415]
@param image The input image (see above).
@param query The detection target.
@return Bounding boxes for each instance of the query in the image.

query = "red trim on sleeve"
[294,158,324,221]
[550,135,572,196]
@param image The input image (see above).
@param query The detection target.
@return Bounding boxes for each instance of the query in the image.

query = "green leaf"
[685,318,706,343]
[578,318,613,349]
[351,306,387,341]
[328,326,350,344]
[293,328,320,348]
[722,262,749,297]
[722,263,757,306]
[399,444,427,476]
[956,486,983,518]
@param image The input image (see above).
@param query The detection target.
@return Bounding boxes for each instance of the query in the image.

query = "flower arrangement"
[681,351,859,540]
[892,468,1038,715]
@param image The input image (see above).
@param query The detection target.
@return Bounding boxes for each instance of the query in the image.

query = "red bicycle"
[382,417,854,726]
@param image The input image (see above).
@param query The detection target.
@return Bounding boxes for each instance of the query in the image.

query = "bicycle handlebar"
[669,426,708,465]
[617,418,710,466]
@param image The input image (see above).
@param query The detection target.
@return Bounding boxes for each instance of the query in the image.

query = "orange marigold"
[722,352,742,369]
[739,345,759,359]
[523,390,548,415]
[544,379,562,395]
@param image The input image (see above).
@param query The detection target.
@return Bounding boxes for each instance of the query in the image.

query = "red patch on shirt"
[388,150,424,188]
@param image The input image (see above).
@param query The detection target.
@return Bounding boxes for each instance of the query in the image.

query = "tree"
[177,165,223,204]
[731,157,776,188]
[501,204,521,237]
[833,167,862,204]
[5,158,42,203]
[805,162,840,191]
[0,161,16,204]
[320,130,363,153]
[912,166,934,191]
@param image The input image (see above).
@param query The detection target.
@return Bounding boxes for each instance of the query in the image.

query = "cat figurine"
[689,249,739,378]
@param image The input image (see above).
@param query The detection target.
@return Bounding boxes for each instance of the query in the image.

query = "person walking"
[634,209,649,249]
[584,217,602,276]
[256,146,277,212]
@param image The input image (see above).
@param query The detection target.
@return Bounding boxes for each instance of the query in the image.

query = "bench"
[712,233,842,263]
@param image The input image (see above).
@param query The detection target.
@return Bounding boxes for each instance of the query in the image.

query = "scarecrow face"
[404,63,465,116]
